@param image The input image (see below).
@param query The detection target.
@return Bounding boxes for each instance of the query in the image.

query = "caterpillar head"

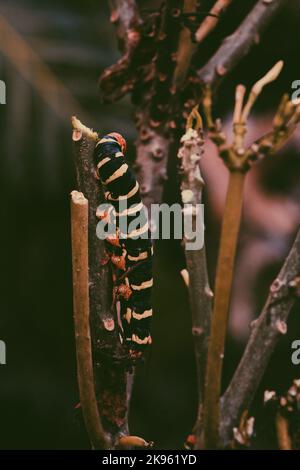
[108,132,127,154]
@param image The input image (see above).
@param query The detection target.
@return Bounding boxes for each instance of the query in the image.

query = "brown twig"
[149,0,184,123]
[71,191,109,450]
[276,413,292,450]
[203,170,245,449]
[247,95,300,164]
[173,0,197,89]
[100,1,144,102]
[241,61,284,123]
[108,0,141,51]
[220,227,300,446]
[134,129,172,211]
[197,0,286,88]
[71,117,131,445]
[178,108,213,446]
[195,0,233,44]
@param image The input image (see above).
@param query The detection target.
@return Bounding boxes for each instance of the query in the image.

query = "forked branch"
[197,0,286,88]
[202,61,300,449]
[220,228,300,445]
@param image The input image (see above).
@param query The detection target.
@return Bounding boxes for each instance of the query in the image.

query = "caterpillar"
[94,133,153,361]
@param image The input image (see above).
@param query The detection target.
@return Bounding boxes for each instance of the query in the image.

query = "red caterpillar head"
[108,132,127,154]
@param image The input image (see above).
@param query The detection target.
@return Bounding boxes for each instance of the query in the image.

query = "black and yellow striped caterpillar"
[94,133,153,360]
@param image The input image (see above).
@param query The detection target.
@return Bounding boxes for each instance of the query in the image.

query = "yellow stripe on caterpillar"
[132,309,153,320]
[97,137,118,146]
[120,222,149,239]
[124,307,153,323]
[97,156,110,169]
[127,247,153,261]
[124,308,132,324]
[104,163,128,184]
[131,279,153,291]
[105,181,139,201]
[132,334,152,345]
[116,202,144,217]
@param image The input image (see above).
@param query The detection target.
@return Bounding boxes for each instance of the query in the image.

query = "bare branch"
[231,61,284,154]
[220,227,300,446]
[178,109,213,445]
[232,84,246,150]
[71,191,108,450]
[241,60,284,122]
[135,128,171,211]
[202,62,290,449]
[100,1,142,102]
[173,0,198,89]
[197,0,286,88]
[203,170,246,449]
[108,0,141,50]
[195,0,233,44]
[149,0,184,122]
[247,96,300,164]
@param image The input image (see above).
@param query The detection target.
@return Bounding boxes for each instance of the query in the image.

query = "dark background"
[0,0,300,449]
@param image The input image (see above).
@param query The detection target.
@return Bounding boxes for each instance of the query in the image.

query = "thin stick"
[276,413,292,450]
[71,191,108,450]
[233,84,246,151]
[232,62,284,154]
[203,170,246,449]
[241,61,284,123]
[195,0,232,44]
[233,85,246,125]
[173,0,197,89]
[179,109,213,446]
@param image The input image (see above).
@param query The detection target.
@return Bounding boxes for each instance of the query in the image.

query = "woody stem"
[203,170,246,448]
